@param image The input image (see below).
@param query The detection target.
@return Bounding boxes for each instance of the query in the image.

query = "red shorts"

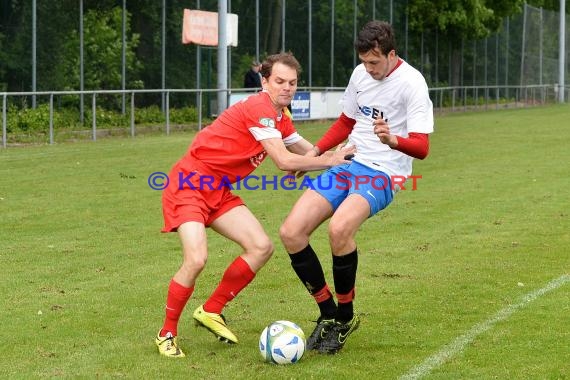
[161,162,244,232]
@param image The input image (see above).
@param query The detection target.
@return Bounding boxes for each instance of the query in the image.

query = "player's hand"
[373,115,397,148]
[323,144,356,166]
[333,143,356,160]
[287,170,307,179]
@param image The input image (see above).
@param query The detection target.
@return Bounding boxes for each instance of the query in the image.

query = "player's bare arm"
[261,138,355,172]
[285,139,322,179]
[286,138,314,155]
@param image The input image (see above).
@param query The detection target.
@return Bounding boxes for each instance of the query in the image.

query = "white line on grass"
[399,274,570,380]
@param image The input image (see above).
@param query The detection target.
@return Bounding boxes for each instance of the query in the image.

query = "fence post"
[49,93,54,144]
[505,17,510,100]
[165,91,170,136]
[92,93,97,141]
[558,0,566,103]
[130,92,135,137]
[198,91,203,130]
[2,94,6,148]
[519,3,527,89]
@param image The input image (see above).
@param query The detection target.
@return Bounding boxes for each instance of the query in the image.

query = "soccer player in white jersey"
[279,20,434,354]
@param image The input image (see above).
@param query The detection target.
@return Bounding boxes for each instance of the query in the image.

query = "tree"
[56,6,142,111]
[61,7,141,92]
[407,0,524,85]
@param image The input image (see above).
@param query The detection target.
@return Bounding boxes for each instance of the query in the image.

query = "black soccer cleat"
[318,314,360,354]
[306,317,335,350]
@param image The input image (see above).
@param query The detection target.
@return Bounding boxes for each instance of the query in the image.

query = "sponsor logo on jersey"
[250,151,267,167]
[358,105,384,120]
[259,117,276,128]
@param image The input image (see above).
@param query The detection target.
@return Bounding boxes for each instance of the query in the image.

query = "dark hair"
[354,21,397,56]
[260,52,302,79]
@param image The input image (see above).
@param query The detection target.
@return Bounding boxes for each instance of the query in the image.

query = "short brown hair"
[355,21,397,56]
[260,52,302,79]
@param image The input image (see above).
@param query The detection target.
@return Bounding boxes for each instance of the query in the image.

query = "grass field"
[1,104,569,379]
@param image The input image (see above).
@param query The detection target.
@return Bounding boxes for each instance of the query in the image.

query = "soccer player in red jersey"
[280,21,434,354]
[155,52,354,358]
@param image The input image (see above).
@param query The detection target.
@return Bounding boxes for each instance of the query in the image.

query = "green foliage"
[6,103,59,133]
[60,7,143,92]
[169,106,198,124]
[4,103,201,138]
[133,105,165,124]
[85,106,129,128]
[407,0,524,43]
[0,0,566,93]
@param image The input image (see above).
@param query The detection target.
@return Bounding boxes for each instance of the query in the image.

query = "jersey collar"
[386,57,403,78]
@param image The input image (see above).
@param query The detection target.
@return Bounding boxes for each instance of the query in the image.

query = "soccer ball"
[259,320,306,364]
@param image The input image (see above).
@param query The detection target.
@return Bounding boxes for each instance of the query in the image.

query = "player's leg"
[156,221,208,357]
[280,189,333,253]
[317,194,368,354]
[320,168,393,354]
[279,185,338,350]
[209,205,274,271]
[193,205,273,344]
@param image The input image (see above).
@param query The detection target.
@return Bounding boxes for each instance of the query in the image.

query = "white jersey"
[341,59,434,178]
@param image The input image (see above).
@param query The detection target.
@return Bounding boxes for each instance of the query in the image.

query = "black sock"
[333,249,358,323]
[290,244,337,319]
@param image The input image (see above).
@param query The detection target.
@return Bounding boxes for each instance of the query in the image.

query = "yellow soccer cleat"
[192,305,238,344]
[155,331,186,358]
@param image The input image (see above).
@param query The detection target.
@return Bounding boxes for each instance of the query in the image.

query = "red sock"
[312,284,333,303]
[160,279,194,337]
[203,256,255,314]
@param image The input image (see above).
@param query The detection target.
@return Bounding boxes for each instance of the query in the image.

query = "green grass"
[1,104,569,379]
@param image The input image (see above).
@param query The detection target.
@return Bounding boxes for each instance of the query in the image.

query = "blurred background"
[0,0,568,143]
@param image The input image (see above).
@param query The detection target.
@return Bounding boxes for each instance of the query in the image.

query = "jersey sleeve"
[246,97,283,141]
[340,67,361,119]
[315,113,356,153]
[249,124,282,141]
[395,133,429,159]
[278,111,302,146]
[245,97,301,146]
[406,76,434,134]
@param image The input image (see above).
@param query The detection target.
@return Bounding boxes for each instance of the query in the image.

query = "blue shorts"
[311,161,394,217]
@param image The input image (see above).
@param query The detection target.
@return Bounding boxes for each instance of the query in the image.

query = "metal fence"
[2,2,568,105]
[3,83,568,148]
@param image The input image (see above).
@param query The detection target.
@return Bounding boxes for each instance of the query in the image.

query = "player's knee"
[249,236,274,260]
[182,253,207,273]
[328,219,353,245]
[258,240,274,263]
[279,222,298,246]
[262,238,275,258]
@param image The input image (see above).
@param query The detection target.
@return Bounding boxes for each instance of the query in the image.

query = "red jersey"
[178,91,299,183]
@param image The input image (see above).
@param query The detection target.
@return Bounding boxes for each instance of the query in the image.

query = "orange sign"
[182,9,238,47]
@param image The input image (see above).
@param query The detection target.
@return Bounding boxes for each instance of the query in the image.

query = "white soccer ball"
[259,320,306,364]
